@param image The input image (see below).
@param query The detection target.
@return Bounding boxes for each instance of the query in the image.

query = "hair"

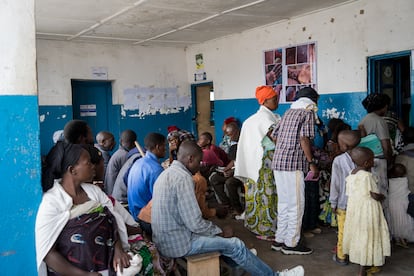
[144,132,166,150]
[177,140,202,162]
[200,132,213,142]
[64,120,89,144]
[338,130,361,148]
[121,129,137,143]
[96,131,114,143]
[361,93,390,113]
[388,163,407,178]
[42,142,85,192]
[350,146,374,167]
[295,87,319,103]
[81,144,102,165]
[402,127,414,144]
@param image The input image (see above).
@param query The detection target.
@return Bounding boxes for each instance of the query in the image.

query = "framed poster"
[264,42,317,102]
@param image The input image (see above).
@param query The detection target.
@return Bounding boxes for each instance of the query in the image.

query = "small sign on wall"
[80,104,96,117]
[91,66,108,80]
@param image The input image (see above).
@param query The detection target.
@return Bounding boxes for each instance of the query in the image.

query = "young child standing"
[388,163,414,247]
[342,147,391,276]
[329,130,361,265]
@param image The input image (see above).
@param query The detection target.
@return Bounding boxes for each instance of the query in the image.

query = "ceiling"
[35,0,355,47]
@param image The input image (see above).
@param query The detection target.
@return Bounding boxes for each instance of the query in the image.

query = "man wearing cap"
[270,87,319,255]
[235,85,280,237]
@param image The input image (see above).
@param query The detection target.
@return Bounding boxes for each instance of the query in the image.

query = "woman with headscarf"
[235,85,280,239]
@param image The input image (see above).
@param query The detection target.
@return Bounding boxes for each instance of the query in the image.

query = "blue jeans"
[186,235,274,276]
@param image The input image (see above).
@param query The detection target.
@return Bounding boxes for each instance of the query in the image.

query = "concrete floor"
[211,216,414,276]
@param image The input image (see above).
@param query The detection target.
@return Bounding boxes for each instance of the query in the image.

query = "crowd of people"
[35,85,414,276]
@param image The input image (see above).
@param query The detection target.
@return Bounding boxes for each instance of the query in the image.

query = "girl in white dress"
[388,163,414,247]
[342,147,391,276]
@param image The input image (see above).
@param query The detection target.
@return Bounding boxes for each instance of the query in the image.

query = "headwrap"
[224,117,237,125]
[255,85,277,105]
[295,87,319,103]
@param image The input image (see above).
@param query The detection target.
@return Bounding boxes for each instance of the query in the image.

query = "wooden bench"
[175,251,245,276]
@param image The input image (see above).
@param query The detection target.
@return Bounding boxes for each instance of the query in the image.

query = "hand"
[223,168,234,178]
[221,225,234,238]
[309,163,319,179]
[113,241,131,273]
[215,206,228,219]
[370,192,385,202]
[332,207,337,214]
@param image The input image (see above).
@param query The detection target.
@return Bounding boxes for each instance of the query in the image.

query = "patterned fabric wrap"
[244,135,277,237]
[49,206,117,275]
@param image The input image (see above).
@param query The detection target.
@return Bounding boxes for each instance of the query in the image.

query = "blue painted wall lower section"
[39,105,193,156]
[214,91,368,146]
[0,95,41,275]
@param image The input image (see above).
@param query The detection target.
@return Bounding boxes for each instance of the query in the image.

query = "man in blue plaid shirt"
[152,140,304,276]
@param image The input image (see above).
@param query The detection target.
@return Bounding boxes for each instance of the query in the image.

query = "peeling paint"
[39,114,45,122]
[322,108,346,120]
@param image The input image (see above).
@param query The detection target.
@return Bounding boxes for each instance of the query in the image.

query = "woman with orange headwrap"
[235,86,280,240]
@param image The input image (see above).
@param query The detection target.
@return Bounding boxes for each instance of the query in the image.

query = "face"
[197,135,210,148]
[155,141,167,158]
[186,153,202,175]
[364,152,375,169]
[263,95,279,111]
[168,136,179,151]
[102,136,115,151]
[72,150,95,182]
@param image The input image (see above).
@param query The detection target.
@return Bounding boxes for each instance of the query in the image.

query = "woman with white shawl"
[235,86,280,239]
[36,142,132,276]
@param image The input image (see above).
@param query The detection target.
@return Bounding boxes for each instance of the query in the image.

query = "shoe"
[311,227,322,234]
[303,231,314,238]
[281,244,313,255]
[366,266,381,274]
[332,254,349,266]
[276,265,305,276]
[271,241,285,251]
[250,248,257,256]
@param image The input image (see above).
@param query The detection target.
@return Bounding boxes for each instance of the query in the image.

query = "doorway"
[191,82,215,142]
[368,51,412,127]
[71,80,113,137]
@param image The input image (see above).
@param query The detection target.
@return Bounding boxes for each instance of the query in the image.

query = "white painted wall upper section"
[0,0,37,95]
[37,40,188,105]
[186,0,414,100]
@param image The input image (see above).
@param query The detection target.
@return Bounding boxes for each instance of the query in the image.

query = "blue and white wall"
[0,0,41,274]
[185,0,414,140]
[37,40,192,155]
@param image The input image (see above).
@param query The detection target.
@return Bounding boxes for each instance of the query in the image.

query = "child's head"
[328,118,351,142]
[337,130,361,153]
[388,163,407,178]
[350,147,374,170]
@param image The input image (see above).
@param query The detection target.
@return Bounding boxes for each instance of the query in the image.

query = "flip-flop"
[366,266,381,274]
[256,235,275,241]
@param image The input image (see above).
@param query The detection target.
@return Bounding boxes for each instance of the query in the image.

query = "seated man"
[127,133,166,235]
[210,122,244,215]
[105,129,137,195]
[151,141,304,276]
[95,130,116,172]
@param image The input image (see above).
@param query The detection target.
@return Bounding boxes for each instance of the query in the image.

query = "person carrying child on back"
[329,130,361,265]
[342,147,391,276]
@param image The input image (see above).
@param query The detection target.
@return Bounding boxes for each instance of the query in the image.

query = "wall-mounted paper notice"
[91,66,108,80]
[80,104,96,117]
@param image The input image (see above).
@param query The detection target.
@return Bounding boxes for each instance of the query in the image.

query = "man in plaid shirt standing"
[270,87,320,255]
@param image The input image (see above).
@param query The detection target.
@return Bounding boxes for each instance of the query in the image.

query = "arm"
[370,191,385,202]
[329,160,340,211]
[300,136,319,176]
[44,246,101,276]
[380,139,393,165]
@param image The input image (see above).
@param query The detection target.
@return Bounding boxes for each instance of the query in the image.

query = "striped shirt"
[271,108,315,171]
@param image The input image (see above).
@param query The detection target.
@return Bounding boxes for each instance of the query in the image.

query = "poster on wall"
[194,53,206,81]
[264,43,316,103]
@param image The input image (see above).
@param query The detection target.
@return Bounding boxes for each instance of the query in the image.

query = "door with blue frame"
[71,80,114,138]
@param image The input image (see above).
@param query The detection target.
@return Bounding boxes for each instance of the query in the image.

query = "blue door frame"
[368,50,413,126]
